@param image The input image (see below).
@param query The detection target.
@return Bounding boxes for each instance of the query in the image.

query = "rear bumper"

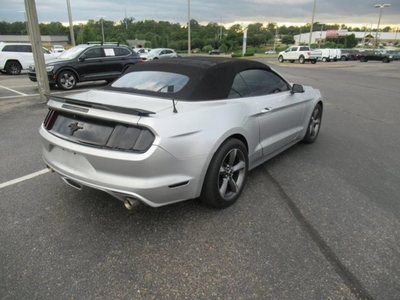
[40,125,208,207]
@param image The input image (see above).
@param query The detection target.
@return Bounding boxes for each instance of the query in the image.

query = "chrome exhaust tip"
[124,197,140,210]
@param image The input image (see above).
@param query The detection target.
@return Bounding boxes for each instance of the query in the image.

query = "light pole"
[309,0,317,46]
[188,0,191,55]
[18,11,29,41]
[66,0,75,46]
[97,15,106,43]
[318,23,324,48]
[374,4,390,48]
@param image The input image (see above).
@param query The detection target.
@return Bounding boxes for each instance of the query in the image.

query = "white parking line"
[0,84,28,96]
[0,89,90,100]
[0,169,50,189]
[0,93,39,99]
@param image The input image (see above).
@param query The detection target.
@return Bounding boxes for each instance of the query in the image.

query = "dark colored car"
[209,49,220,55]
[28,43,142,90]
[387,50,400,60]
[340,49,359,61]
[357,50,393,63]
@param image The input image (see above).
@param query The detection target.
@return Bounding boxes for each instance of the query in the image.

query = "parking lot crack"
[261,165,374,300]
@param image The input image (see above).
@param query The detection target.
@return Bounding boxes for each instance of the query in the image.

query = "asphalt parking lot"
[1,59,400,299]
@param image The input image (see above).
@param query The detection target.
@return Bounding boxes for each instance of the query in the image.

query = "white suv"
[0,42,57,75]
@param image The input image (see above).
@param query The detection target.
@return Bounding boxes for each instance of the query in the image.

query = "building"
[0,35,69,47]
[295,30,399,46]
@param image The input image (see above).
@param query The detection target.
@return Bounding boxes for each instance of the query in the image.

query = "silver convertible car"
[40,57,323,209]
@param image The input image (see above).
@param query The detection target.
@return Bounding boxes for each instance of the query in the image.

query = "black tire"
[359,57,367,62]
[5,61,22,75]
[303,103,322,144]
[341,56,347,61]
[57,70,77,90]
[290,60,295,63]
[382,57,389,63]
[278,55,284,63]
[311,60,317,64]
[200,139,248,208]
[299,56,305,64]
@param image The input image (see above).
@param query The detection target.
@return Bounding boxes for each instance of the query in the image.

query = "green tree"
[281,35,295,46]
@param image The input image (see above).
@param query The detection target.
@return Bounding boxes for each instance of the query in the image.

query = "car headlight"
[46,66,54,72]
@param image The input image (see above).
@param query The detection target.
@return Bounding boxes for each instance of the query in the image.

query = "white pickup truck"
[278,46,322,64]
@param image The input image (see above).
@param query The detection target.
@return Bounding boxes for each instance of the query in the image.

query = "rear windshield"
[111,71,189,94]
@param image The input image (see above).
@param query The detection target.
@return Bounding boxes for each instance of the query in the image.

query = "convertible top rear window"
[102,57,273,101]
[111,71,189,93]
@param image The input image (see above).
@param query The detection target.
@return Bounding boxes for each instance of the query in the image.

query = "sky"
[1,0,399,29]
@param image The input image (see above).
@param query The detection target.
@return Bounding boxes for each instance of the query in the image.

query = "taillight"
[43,109,57,130]
[105,125,155,152]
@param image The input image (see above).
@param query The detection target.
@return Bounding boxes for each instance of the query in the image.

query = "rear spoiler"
[45,94,156,116]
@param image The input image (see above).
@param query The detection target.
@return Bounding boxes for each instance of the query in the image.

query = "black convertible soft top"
[103,57,272,101]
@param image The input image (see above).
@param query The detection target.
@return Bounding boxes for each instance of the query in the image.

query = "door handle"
[261,107,273,113]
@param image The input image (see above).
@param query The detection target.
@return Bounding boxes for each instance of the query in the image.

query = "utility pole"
[66,0,75,46]
[24,0,50,103]
[309,0,317,46]
[318,24,324,48]
[188,0,191,55]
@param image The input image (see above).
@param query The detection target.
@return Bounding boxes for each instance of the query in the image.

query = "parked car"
[146,48,178,60]
[0,42,57,75]
[386,50,400,60]
[134,48,151,61]
[40,57,323,210]
[209,49,220,55]
[318,48,336,62]
[28,42,142,90]
[51,45,65,54]
[340,49,359,61]
[357,50,393,63]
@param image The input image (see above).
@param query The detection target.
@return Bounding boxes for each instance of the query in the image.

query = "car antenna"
[172,99,178,113]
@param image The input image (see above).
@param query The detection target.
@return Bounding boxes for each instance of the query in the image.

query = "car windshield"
[56,46,86,59]
[111,71,189,94]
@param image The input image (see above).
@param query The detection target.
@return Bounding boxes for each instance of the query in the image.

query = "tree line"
[0,19,395,52]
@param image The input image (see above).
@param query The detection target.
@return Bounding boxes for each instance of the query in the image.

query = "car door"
[100,47,130,76]
[75,47,104,80]
[286,47,298,60]
[18,45,34,69]
[234,69,306,155]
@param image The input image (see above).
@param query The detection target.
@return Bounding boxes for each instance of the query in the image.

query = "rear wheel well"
[5,60,22,75]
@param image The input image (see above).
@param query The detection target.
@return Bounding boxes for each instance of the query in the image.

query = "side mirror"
[78,55,86,62]
[291,83,304,94]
